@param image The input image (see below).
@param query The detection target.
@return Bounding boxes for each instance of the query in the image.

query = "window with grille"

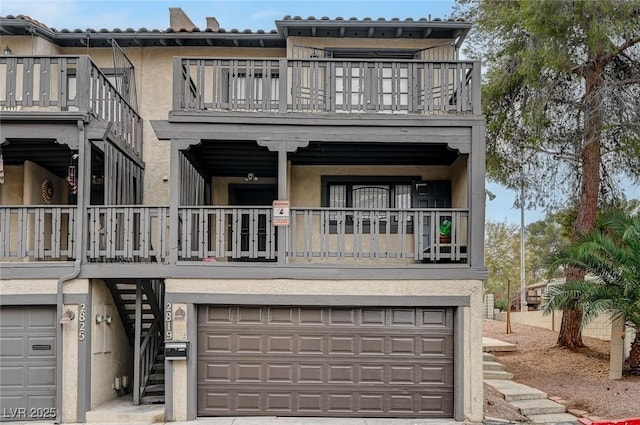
[324,179,416,234]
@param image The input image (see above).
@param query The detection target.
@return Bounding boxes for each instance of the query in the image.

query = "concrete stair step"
[511,398,567,416]
[140,395,165,405]
[483,352,498,362]
[483,370,514,380]
[483,337,518,352]
[483,360,506,371]
[151,363,165,371]
[528,413,580,424]
[484,379,548,401]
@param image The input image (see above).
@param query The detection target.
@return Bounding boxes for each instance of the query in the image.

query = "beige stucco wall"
[90,279,132,409]
[61,303,79,423]
[165,278,483,422]
[23,160,69,205]
[0,278,88,295]
[0,165,24,204]
[290,164,451,207]
[0,161,68,205]
[2,35,62,55]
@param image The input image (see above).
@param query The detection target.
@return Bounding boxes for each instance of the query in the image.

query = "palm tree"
[543,210,640,372]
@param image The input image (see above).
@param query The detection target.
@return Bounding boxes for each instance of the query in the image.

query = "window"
[227,71,280,109]
[323,177,418,234]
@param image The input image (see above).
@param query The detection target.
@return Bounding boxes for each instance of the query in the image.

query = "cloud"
[249,9,284,21]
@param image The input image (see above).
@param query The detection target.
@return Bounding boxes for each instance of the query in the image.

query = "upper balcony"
[0,55,143,158]
[174,57,480,116]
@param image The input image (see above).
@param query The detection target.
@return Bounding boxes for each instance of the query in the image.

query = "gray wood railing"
[0,206,76,260]
[0,55,142,157]
[174,57,479,114]
[177,207,275,261]
[86,206,169,263]
[0,206,468,264]
[289,208,469,262]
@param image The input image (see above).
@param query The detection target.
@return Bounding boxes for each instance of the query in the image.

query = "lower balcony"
[0,206,468,265]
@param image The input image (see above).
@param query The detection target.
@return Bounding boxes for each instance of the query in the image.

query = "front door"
[228,184,277,261]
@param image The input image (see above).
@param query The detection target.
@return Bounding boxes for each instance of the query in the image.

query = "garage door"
[0,306,57,422]
[198,306,454,417]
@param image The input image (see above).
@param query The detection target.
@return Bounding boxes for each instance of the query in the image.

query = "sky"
[2,0,638,225]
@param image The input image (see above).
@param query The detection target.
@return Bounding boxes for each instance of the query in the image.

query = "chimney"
[206,17,220,31]
[169,7,196,31]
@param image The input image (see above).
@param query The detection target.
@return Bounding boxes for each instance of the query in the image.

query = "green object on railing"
[440,220,452,236]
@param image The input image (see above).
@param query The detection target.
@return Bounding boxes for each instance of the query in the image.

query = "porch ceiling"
[0,139,75,178]
[188,140,459,178]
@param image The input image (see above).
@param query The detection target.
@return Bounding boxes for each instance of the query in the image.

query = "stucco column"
[610,315,625,379]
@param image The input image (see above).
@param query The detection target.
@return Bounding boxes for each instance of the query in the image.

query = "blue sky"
[2,0,637,225]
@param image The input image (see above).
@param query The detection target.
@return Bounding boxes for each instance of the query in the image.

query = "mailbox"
[165,341,188,360]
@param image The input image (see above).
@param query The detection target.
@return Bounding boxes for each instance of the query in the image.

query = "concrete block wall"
[483,294,494,319]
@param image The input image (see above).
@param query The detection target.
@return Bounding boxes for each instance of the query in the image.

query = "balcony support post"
[257,139,309,263]
[169,140,199,264]
[469,124,486,269]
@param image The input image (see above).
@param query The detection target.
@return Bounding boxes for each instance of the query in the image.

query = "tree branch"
[602,35,640,63]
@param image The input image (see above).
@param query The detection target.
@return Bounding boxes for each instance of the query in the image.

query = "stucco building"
[0,8,486,423]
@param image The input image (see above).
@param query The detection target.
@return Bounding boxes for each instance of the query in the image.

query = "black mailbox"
[165,342,188,360]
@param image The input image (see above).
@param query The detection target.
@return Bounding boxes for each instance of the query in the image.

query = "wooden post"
[506,279,512,334]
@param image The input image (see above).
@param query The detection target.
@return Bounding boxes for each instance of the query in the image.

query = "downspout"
[56,119,88,424]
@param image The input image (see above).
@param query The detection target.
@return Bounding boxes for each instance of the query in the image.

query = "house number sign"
[78,304,86,341]
[165,303,173,340]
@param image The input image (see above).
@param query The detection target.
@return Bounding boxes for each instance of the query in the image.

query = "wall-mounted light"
[66,153,79,195]
[59,309,75,324]
[244,172,258,182]
[95,314,104,324]
[2,46,12,56]
[104,314,112,325]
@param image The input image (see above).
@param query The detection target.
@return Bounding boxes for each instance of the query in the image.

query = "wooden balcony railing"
[0,56,142,157]
[289,208,469,262]
[177,207,276,261]
[0,206,469,265]
[175,58,480,115]
[86,206,169,263]
[0,206,77,260]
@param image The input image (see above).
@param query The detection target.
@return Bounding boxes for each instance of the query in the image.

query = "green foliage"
[494,298,508,312]
[543,210,640,332]
[456,0,640,210]
[484,220,521,297]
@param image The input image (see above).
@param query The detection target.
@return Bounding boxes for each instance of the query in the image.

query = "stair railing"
[133,279,165,405]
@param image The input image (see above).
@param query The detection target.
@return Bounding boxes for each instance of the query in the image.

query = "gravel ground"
[484,319,640,420]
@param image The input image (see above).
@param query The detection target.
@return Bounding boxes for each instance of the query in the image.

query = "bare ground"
[484,319,640,420]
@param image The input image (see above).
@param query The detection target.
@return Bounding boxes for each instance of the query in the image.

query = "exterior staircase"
[141,352,165,404]
[106,279,165,405]
[483,350,579,424]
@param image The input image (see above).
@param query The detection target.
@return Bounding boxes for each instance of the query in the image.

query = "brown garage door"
[197,306,454,417]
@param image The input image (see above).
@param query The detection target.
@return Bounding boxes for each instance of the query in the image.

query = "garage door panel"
[198,306,454,417]
[0,337,24,357]
[198,387,454,416]
[0,306,57,422]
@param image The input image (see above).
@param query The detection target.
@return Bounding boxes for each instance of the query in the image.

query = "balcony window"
[227,71,279,108]
[335,65,409,111]
[325,180,414,234]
